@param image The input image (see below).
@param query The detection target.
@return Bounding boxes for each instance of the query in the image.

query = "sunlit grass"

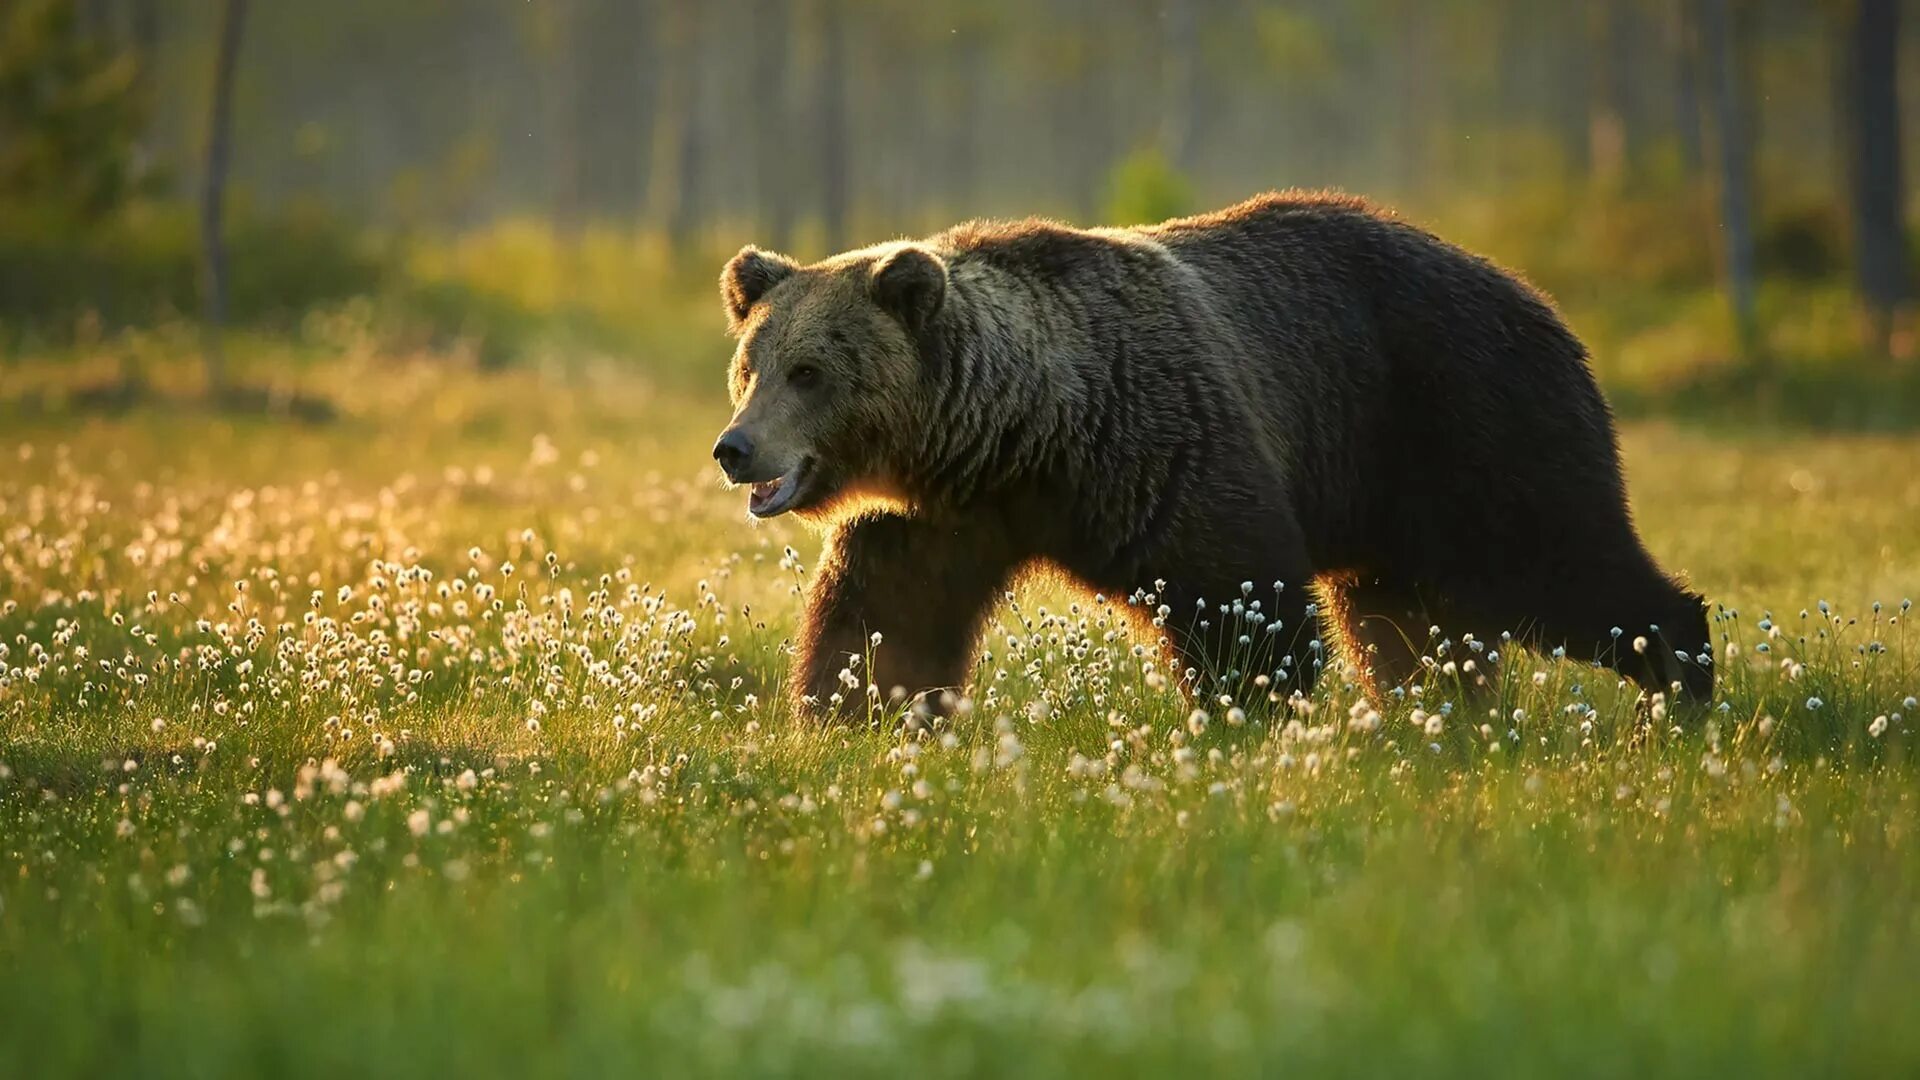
[3,349,1920,1076]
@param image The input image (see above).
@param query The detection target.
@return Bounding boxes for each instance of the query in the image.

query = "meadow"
[3,280,1920,1077]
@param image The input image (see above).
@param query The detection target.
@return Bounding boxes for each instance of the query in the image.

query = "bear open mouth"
[748,458,811,518]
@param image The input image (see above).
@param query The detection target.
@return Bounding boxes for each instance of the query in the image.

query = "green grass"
[3,345,1920,1077]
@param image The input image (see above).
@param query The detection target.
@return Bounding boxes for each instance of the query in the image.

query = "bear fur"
[712,191,1713,717]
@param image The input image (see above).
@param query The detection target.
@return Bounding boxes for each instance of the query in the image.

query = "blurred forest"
[1,0,1917,418]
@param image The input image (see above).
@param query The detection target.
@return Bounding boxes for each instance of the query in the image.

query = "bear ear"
[720,246,798,332]
[868,245,948,332]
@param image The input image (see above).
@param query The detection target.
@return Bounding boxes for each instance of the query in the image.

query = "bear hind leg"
[1420,565,1714,706]
[1318,573,1433,700]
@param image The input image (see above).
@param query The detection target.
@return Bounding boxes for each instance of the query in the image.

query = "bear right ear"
[720,246,798,332]
[868,245,948,333]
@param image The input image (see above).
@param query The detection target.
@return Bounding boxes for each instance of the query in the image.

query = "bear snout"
[712,428,757,482]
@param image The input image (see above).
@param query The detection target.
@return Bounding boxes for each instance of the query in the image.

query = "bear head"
[711,242,948,522]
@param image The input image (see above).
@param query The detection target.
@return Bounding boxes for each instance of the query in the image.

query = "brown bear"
[711,191,1712,718]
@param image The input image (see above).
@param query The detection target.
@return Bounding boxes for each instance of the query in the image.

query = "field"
[4,326,1920,1077]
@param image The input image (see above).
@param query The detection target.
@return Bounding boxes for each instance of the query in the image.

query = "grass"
[3,339,1920,1077]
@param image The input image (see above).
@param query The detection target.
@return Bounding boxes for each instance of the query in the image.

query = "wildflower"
[408,808,431,837]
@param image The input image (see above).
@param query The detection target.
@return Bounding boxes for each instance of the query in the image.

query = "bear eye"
[788,364,820,388]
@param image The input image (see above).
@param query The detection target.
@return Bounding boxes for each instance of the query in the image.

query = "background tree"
[649,0,710,256]
[0,0,148,219]
[199,0,247,396]
[750,0,796,252]
[814,0,850,253]
[1838,0,1914,358]
[1698,0,1760,359]
[3,0,1916,379]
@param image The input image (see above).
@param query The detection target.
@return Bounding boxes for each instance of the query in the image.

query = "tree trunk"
[945,30,987,219]
[816,0,850,253]
[1670,0,1704,177]
[1588,0,1635,190]
[649,0,708,256]
[752,0,795,252]
[200,0,247,397]
[1699,0,1759,359]
[1159,0,1200,173]
[1394,0,1435,192]
[131,0,159,68]
[1840,0,1914,356]
[544,0,583,237]
[631,0,659,230]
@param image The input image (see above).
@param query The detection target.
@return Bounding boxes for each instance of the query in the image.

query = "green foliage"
[1101,147,1193,228]
[0,0,152,218]
[1756,200,1847,282]
[0,200,385,347]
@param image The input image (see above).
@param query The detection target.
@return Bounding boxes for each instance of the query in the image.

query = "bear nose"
[712,428,754,480]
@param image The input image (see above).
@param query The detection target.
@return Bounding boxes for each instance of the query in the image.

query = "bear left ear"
[869,245,948,332]
[721,246,799,333]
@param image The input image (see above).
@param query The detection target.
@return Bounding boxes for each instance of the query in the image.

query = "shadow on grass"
[2,736,531,800]
[15,373,339,425]
[1613,360,1920,433]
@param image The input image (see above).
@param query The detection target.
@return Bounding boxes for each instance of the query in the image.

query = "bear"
[710,191,1713,719]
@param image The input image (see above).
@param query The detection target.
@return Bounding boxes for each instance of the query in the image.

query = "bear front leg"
[793,514,1023,722]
